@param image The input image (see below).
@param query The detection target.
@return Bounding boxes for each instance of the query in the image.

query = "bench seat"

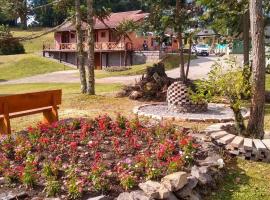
[0,106,59,119]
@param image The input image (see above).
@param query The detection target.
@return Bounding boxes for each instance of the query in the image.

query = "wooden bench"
[0,90,62,134]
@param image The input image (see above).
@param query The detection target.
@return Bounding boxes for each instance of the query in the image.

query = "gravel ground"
[136,103,249,122]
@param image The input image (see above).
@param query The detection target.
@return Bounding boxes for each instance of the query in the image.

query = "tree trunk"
[247,0,266,139]
[231,105,246,136]
[185,37,192,81]
[86,0,95,95]
[243,10,250,66]
[75,0,87,94]
[20,13,27,30]
[175,0,185,82]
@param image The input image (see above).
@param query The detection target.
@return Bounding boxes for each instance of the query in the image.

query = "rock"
[0,191,28,200]
[130,190,152,200]
[190,191,202,200]
[87,195,107,200]
[167,193,179,200]
[117,192,133,200]
[191,166,213,185]
[161,171,188,191]
[175,176,198,198]
[139,180,161,199]
[0,177,5,185]
[44,198,61,200]
[158,184,170,199]
[129,91,143,100]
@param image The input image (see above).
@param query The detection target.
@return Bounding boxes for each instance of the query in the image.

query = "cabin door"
[61,32,70,43]
[94,53,102,70]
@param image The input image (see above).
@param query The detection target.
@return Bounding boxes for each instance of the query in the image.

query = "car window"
[197,44,208,48]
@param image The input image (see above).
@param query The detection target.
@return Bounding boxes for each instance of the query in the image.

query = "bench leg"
[0,116,11,135]
[43,107,58,124]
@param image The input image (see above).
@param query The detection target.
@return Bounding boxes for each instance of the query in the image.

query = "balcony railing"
[43,42,133,51]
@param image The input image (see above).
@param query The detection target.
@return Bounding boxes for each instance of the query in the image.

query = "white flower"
[217,159,225,168]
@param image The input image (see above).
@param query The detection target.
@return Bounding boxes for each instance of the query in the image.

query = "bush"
[104,66,131,72]
[192,57,250,135]
[0,25,25,55]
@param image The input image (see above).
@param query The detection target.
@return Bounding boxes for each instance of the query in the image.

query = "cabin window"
[70,33,75,39]
[101,31,106,38]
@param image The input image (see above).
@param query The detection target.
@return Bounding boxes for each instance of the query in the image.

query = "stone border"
[205,123,270,162]
[133,103,250,123]
[115,134,225,200]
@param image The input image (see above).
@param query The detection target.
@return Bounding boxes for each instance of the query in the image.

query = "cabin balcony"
[43,42,133,52]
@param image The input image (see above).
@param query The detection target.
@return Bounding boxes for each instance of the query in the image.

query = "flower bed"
[0,115,199,199]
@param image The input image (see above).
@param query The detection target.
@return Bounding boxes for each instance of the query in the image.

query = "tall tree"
[246,0,266,139]
[175,0,185,81]
[75,0,87,94]
[0,0,28,29]
[86,0,95,95]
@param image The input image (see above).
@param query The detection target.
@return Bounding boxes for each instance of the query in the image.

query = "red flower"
[70,142,78,151]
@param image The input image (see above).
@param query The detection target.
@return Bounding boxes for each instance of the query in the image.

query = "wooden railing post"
[0,103,11,134]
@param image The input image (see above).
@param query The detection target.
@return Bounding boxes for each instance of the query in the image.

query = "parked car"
[195,44,210,56]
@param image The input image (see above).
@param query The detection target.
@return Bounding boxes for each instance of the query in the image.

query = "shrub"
[192,58,250,135]
[0,25,25,55]
[104,66,131,72]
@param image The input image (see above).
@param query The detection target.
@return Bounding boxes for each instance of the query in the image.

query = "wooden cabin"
[43,10,179,69]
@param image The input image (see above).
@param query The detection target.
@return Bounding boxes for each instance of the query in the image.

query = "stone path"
[0,55,221,85]
[206,123,270,162]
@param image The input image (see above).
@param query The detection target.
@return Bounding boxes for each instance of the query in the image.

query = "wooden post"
[42,95,58,124]
[0,103,11,134]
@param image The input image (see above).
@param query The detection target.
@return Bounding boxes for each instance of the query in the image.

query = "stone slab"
[253,139,267,151]
[230,136,244,148]
[217,134,236,145]
[210,131,228,140]
[243,138,253,151]
[262,139,270,150]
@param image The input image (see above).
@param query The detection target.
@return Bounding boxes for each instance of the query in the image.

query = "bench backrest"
[0,90,62,114]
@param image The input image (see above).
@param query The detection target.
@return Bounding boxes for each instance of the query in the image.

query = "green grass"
[95,54,197,78]
[0,83,123,95]
[11,27,54,53]
[208,158,270,200]
[0,54,73,81]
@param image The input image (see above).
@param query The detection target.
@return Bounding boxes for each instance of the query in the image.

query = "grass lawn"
[0,54,73,81]
[208,158,270,200]
[95,54,197,79]
[11,27,54,53]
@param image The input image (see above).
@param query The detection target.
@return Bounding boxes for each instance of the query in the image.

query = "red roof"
[57,10,148,32]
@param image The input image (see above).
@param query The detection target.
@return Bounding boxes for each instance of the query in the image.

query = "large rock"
[0,191,28,200]
[191,166,213,185]
[130,190,152,200]
[117,192,133,200]
[139,181,161,199]
[161,172,188,191]
[87,195,107,200]
[175,176,198,198]
[158,184,171,199]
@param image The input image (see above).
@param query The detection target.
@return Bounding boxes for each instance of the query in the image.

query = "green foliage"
[194,57,250,134]
[0,25,25,55]
[22,155,37,188]
[66,167,82,199]
[119,174,136,190]
[44,178,61,197]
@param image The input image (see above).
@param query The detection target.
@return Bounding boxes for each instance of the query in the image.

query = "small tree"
[0,25,25,55]
[193,58,250,135]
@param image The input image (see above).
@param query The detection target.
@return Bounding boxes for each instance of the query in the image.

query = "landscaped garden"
[0,116,201,199]
[1,0,270,199]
